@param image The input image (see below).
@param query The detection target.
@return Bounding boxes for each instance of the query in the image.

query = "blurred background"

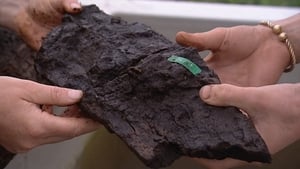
[5,0,300,169]
[181,0,300,6]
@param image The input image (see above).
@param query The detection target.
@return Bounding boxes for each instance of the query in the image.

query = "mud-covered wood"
[35,5,271,168]
[0,27,36,169]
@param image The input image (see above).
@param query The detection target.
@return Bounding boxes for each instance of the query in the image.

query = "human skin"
[0,76,100,153]
[176,13,300,87]
[176,13,300,169]
[0,0,100,153]
[198,83,300,169]
[0,0,81,50]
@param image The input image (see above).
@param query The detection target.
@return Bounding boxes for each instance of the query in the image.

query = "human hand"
[176,25,291,86]
[0,76,100,153]
[0,0,81,50]
[175,14,300,169]
[195,83,300,169]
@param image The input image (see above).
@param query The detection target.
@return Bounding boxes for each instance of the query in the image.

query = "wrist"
[274,13,300,64]
[0,0,28,32]
[256,24,291,72]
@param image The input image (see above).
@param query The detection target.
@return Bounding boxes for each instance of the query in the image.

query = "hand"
[0,76,100,153]
[195,83,300,169]
[176,25,290,86]
[0,0,81,50]
[175,14,300,169]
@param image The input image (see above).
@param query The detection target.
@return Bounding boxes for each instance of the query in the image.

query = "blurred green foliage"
[189,0,300,6]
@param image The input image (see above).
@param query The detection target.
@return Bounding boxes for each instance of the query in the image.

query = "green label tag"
[168,55,202,75]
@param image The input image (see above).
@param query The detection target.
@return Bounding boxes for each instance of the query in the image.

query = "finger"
[49,0,81,14]
[41,105,54,114]
[43,115,101,142]
[203,52,214,62]
[176,28,227,51]
[199,84,256,110]
[62,0,82,13]
[22,80,83,106]
[61,105,82,117]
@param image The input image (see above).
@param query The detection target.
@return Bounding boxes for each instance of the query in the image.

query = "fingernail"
[200,86,211,100]
[71,3,81,11]
[68,89,83,100]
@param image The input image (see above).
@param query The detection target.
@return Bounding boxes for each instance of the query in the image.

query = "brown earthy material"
[35,5,271,168]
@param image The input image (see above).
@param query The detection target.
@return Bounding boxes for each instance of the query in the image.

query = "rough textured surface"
[0,28,36,80]
[35,5,271,168]
[0,27,36,169]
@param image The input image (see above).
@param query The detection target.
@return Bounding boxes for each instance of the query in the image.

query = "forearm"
[274,13,300,64]
[0,0,27,32]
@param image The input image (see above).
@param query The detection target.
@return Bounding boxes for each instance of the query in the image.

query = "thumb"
[176,28,227,51]
[22,80,83,106]
[199,84,250,109]
[42,115,101,143]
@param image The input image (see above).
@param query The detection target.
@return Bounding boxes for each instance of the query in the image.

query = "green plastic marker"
[168,55,202,75]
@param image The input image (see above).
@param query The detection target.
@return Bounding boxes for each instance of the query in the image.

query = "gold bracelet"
[260,20,296,72]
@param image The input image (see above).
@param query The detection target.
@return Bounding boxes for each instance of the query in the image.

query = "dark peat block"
[35,5,271,168]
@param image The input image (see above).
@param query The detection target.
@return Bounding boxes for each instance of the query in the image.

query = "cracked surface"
[35,5,271,168]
